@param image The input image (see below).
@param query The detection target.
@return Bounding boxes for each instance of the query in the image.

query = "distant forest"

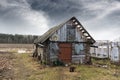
[0,33,40,44]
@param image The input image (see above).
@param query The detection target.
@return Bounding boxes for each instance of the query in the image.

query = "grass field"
[1,52,120,80]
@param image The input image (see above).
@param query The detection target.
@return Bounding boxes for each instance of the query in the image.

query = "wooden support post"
[85,43,92,64]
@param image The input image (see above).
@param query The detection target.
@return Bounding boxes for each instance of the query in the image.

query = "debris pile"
[0,56,12,70]
[0,52,14,80]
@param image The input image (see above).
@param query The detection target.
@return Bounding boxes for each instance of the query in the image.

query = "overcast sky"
[0,0,120,40]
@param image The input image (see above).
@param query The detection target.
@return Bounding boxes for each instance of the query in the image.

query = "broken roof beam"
[79,28,84,31]
[73,21,78,25]
[84,33,89,36]
[75,20,95,43]
[72,19,94,43]
[81,30,85,33]
[70,16,76,21]
[77,25,80,28]
[87,36,91,39]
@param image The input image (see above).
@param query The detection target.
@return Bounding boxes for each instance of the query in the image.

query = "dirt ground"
[0,51,120,80]
[0,51,79,80]
[0,51,14,80]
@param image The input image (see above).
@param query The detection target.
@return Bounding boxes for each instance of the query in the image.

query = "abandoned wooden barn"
[33,17,95,65]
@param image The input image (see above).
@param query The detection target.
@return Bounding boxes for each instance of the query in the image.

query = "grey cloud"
[0,0,120,40]
[27,0,120,24]
[27,0,86,23]
[0,0,49,35]
[105,10,120,25]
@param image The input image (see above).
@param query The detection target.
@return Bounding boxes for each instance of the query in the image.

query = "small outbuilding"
[33,17,95,65]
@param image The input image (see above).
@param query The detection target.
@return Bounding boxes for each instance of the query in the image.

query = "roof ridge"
[34,16,95,44]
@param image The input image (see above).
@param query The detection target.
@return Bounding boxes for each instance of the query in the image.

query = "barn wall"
[49,21,84,42]
[49,42,86,64]
[76,27,85,42]
[50,24,67,41]
[37,20,94,64]
[74,43,84,55]
[36,41,120,64]
[72,55,85,64]
[48,20,90,64]
[72,43,86,64]
[49,42,59,62]
[37,47,44,60]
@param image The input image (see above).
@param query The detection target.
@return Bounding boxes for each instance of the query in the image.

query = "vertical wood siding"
[49,42,59,61]
[35,17,95,64]
[48,20,88,64]
[50,21,84,42]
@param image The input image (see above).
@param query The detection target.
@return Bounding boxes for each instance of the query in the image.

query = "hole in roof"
[79,27,83,30]
[77,25,80,28]
[72,19,76,22]
[82,30,85,32]
[75,22,78,25]
[84,33,88,36]
[87,37,91,39]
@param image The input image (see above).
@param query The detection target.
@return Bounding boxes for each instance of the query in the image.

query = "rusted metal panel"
[58,43,72,63]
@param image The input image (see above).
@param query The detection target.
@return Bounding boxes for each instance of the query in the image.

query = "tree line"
[0,33,40,44]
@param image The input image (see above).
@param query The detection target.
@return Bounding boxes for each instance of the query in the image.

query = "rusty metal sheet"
[58,43,72,63]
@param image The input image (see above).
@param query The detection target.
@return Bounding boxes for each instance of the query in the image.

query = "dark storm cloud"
[0,0,120,40]
[27,0,101,20]
[27,0,86,25]
[28,0,82,15]
[27,0,120,26]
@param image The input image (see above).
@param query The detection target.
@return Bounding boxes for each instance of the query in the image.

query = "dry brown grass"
[1,52,120,80]
[13,53,120,80]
